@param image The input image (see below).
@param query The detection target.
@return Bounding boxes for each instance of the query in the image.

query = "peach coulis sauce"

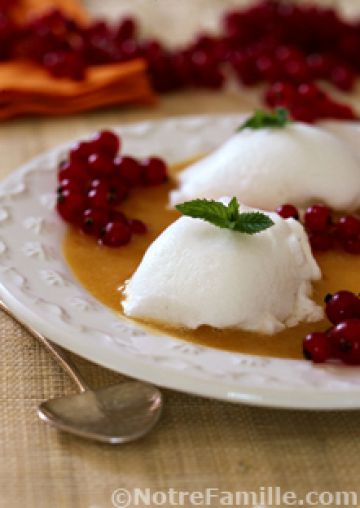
[63,160,360,360]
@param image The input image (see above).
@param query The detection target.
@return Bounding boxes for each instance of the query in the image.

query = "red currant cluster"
[1,1,360,121]
[0,7,224,88]
[142,36,225,93]
[0,8,139,80]
[223,3,359,121]
[303,291,360,365]
[265,82,355,123]
[276,204,360,254]
[56,130,168,247]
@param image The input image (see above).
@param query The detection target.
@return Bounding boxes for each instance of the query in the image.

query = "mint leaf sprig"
[176,197,274,235]
[237,107,291,132]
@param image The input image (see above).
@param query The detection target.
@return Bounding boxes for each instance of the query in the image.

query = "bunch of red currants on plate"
[56,130,168,247]
[304,291,360,365]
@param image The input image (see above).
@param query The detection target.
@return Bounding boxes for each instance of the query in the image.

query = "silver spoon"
[0,300,162,444]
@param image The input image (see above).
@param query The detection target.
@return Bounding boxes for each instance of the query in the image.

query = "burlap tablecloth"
[1,1,360,507]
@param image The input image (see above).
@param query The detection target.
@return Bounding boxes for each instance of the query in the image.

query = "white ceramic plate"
[1,114,360,410]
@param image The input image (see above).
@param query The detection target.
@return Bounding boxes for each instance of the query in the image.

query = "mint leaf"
[176,199,232,229]
[227,196,239,221]
[237,108,291,132]
[175,197,274,235]
[233,212,275,234]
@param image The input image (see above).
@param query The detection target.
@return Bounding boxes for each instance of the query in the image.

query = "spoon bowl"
[38,381,162,444]
[0,299,163,444]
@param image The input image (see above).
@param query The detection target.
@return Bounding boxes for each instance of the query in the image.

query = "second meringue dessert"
[122,197,323,334]
[170,109,360,212]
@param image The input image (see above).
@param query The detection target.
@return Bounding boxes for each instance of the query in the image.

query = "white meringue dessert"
[122,201,323,334]
[170,121,360,212]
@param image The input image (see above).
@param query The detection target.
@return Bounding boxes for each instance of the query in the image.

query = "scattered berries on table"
[2,1,360,122]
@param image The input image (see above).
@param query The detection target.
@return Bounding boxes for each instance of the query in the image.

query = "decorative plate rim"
[1,114,360,410]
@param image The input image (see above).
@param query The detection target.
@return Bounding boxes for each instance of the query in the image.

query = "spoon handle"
[0,300,89,393]
[34,333,89,393]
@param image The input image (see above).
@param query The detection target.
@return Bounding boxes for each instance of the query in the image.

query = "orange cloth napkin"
[11,0,90,23]
[0,0,155,120]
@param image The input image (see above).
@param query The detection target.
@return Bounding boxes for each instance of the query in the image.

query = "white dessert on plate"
[321,120,360,162]
[122,200,323,334]
[170,121,360,212]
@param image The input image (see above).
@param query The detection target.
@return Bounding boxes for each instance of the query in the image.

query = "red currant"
[171,51,193,85]
[255,55,279,81]
[231,52,260,86]
[82,207,110,235]
[284,57,309,83]
[304,204,331,233]
[297,82,321,104]
[57,189,86,224]
[325,291,360,325]
[303,332,330,363]
[43,50,86,81]
[307,53,333,79]
[87,182,115,208]
[100,221,132,247]
[200,67,224,90]
[331,65,355,91]
[337,215,360,240]
[119,39,140,61]
[129,219,147,235]
[290,106,316,124]
[58,160,88,184]
[57,178,83,194]
[88,152,115,177]
[191,50,213,75]
[116,17,137,41]
[91,130,120,157]
[69,141,93,164]
[328,319,360,365]
[141,39,163,61]
[317,97,356,120]
[108,179,128,204]
[264,81,296,108]
[308,232,333,252]
[89,178,102,189]
[275,46,302,64]
[276,204,299,220]
[114,156,143,186]
[142,157,168,185]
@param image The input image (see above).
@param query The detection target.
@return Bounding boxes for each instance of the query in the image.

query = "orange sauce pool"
[63,160,360,360]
